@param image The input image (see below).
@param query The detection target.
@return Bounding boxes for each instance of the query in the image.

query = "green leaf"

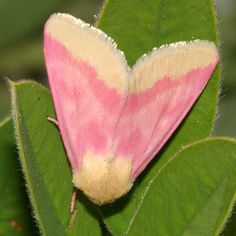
[97,0,218,63]
[0,0,64,48]
[96,0,220,233]
[10,81,101,236]
[0,118,36,235]
[102,138,236,235]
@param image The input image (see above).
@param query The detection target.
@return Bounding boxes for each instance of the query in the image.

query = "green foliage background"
[0,0,236,235]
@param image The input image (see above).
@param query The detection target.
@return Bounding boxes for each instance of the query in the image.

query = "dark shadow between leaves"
[0,120,38,235]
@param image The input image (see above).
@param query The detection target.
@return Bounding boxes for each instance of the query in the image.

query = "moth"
[44,13,219,208]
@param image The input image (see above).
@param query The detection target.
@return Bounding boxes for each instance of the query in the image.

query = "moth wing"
[114,41,219,179]
[44,13,128,170]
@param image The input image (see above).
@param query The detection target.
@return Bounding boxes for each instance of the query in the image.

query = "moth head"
[72,153,133,205]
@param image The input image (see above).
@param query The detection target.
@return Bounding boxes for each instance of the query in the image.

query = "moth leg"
[47,117,59,127]
[70,190,77,213]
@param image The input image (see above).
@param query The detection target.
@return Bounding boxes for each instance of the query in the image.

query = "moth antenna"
[70,190,77,213]
[47,117,59,127]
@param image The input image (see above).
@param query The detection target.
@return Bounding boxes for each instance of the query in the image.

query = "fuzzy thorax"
[72,153,133,205]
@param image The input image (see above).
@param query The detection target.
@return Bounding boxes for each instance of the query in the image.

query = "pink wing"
[113,41,219,179]
[44,14,129,171]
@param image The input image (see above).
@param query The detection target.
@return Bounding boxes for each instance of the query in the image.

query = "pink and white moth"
[44,13,219,206]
